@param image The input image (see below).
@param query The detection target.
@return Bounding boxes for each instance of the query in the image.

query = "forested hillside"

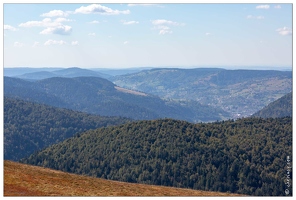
[4,76,231,122]
[252,92,292,118]
[111,68,292,117]
[4,97,130,161]
[21,117,292,196]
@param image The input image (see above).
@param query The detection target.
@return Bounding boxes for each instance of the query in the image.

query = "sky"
[2,2,293,69]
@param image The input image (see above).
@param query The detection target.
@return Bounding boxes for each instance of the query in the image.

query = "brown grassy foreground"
[4,160,242,196]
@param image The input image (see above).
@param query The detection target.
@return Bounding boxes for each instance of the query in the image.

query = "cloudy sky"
[3,3,292,69]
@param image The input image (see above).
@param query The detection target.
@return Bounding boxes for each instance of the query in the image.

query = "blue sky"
[3,3,293,69]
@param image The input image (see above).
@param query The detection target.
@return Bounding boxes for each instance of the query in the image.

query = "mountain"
[15,71,59,80]
[92,67,153,76]
[4,76,231,122]
[4,67,63,77]
[4,97,130,161]
[4,161,241,196]
[14,67,111,80]
[4,77,69,108]
[111,68,292,118]
[21,117,292,196]
[252,92,292,118]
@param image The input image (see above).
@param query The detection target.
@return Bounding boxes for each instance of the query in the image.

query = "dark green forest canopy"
[21,117,292,196]
[4,97,131,161]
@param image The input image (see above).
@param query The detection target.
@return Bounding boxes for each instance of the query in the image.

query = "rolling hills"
[4,76,231,122]
[4,160,241,196]
[21,117,292,196]
[12,67,111,80]
[3,66,149,77]
[4,97,130,161]
[111,68,292,117]
[252,92,292,118]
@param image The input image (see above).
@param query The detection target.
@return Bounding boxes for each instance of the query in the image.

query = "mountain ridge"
[4,76,231,122]
[252,92,292,118]
[111,68,292,117]
[14,67,111,80]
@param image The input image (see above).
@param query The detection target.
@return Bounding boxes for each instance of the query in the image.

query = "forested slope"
[4,76,230,122]
[21,117,292,196]
[252,92,292,118]
[4,97,130,161]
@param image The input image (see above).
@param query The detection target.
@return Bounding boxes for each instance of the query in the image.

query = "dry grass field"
[4,160,242,196]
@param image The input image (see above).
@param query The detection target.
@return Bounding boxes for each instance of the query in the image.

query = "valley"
[111,68,292,117]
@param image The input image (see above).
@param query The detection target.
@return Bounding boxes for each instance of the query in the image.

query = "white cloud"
[74,4,130,15]
[88,32,96,36]
[159,29,172,35]
[14,42,24,47]
[276,27,292,36]
[19,18,52,27]
[71,41,79,46]
[4,24,18,31]
[256,5,270,9]
[205,32,213,36]
[151,19,183,35]
[123,41,129,45]
[55,18,73,23]
[88,20,100,24]
[32,41,40,47]
[151,19,181,26]
[246,15,264,19]
[19,18,72,35]
[122,20,139,25]
[44,39,67,46]
[40,25,72,35]
[41,10,69,17]
[19,18,72,28]
[274,5,281,9]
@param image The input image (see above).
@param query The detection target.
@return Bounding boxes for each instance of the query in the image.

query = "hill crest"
[4,160,241,196]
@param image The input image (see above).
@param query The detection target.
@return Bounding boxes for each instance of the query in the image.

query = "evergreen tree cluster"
[4,97,130,161]
[21,117,292,196]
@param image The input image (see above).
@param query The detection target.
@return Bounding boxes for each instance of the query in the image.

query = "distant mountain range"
[252,92,292,118]
[111,68,292,117]
[11,67,111,80]
[4,76,231,122]
[4,67,152,79]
